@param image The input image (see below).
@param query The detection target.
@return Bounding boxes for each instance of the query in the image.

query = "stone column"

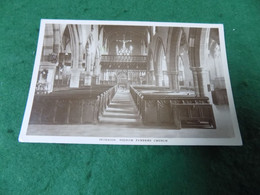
[148,57,156,85]
[46,68,55,93]
[155,70,163,86]
[190,67,199,96]
[147,72,152,85]
[67,25,82,88]
[149,71,155,85]
[190,67,210,97]
[96,75,100,85]
[84,50,92,86]
[93,56,100,85]
[70,68,81,88]
[84,74,92,86]
[91,74,100,85]
[168,71,180,92]
[78,42,83,68]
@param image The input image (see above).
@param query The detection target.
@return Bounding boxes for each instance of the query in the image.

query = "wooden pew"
[130,86,216,129]
[29,85,117,124]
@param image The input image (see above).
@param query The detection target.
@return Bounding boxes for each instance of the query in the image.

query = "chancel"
[29,23,230,131]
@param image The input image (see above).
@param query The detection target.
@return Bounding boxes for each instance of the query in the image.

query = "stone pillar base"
[84,74,92,86]
[70,69,81,88]
[168,71,179,92]
[190,67,210,97]
[155,73,163,87]
[94,75,100,85]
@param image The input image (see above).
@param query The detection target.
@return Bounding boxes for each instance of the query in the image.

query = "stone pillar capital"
[190,66,205,72]
[167,71,179,76]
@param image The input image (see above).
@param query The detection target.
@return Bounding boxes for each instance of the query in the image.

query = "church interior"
[27,23,234,138]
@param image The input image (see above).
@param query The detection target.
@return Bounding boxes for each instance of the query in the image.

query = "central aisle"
[99,90,142,126]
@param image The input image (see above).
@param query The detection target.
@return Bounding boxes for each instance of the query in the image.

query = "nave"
[27,22,234,138]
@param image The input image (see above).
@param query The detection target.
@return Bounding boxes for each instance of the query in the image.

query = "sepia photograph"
[19,19,242,145]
